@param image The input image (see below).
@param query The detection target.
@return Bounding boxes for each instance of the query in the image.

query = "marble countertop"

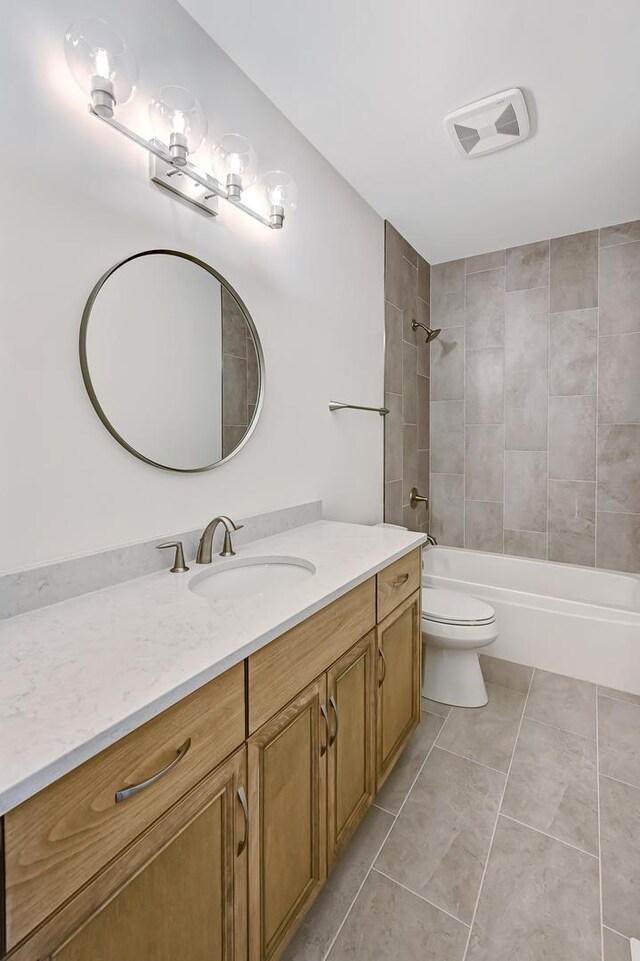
[0,520,426,815]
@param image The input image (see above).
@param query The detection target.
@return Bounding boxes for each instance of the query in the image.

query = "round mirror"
[80,250,264,472]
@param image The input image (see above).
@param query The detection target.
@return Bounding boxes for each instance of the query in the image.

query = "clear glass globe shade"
[262,170,298,210]
[211,134,258,188]
[64,19,138,104]
[149,86,207,152]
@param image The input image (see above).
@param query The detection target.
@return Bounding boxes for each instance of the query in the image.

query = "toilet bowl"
[421,587,498,708]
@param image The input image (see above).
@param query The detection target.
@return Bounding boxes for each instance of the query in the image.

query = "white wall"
[0,0,384,572]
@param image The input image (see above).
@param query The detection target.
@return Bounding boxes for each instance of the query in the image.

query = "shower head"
[411,319,442,343]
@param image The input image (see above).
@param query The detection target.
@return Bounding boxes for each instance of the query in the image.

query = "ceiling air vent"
[445,88,530,158]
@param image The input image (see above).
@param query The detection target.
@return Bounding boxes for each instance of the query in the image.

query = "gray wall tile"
[431,260,465,328]
[384,392,402,483]
[384,480,403,527]
[466,249,505,273]
[598,333,640,424]
[505,450,547,532]
[386,223,417,314]
[600,220,640,247]
[550,230,598,312]
[466,348,504,424]
[417,375,430,451]
[465,501,504,553]
[418,450,430,496]
[548,480,596,566]
[504,529,547,559]
[505,287,549,372]
[465,267,505,349]
[598,425,640,512]
[402,341,418,424]
[600,241,640,335]
[403,424,418,506]
[431,401,464,474]
[431,327,465,400]
[416,299,431,374]
[430,473,464,546]
[596,512,640,573]
[506,240,549,291]
[505,368,548,450]
[548,395,596,481]
[418,255,430,301]
[384,302,403,393]
[465,425,504,502]
[549,309,597,396]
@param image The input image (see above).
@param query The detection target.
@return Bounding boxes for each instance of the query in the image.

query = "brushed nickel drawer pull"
[393,573,410,587]
[115,738,192,804]
[378,648,387,685]
[329,695,339,746]
[237,786,249,855]
[320,703,330,756]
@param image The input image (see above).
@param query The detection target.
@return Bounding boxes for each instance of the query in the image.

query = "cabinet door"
[15,748,248,961]
[376,590,421,790]
[247,676,327,961]
[326,631,376,869]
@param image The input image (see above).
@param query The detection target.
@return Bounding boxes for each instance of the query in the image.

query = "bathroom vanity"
[0,523,424,961]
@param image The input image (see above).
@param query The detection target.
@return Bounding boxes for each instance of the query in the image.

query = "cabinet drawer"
[4,663,245,950]
[248,578,376,733]
[376,548,421,621]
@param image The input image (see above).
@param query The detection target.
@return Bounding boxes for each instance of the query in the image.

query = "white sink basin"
[189,555,317,601]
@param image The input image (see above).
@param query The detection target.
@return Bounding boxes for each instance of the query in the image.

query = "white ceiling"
[179,0,640,263]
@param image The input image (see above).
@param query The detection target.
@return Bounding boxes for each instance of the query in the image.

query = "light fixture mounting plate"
[149,149,219,217]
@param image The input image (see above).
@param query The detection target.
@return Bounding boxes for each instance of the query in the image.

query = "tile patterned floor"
[283,656,640,961]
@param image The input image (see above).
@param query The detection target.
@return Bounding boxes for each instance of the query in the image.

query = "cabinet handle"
[378,648,387,686]
[329,695,339,746]
[237,786,249,856]
[115,738,191,804]
[393,573,409,588]
[320,703,330,756]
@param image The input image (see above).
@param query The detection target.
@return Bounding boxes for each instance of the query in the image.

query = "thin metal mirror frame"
[79,248,265,473]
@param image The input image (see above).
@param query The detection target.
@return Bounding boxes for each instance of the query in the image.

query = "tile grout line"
[431,743,507,777]
[603,923,632,942]
[600,771,640,793]
[498,812,599,860]
[372,866,471,928]
[321,728,443,961]
[596,682,604,961]
[521,712,597,741]
[460,667,535,961]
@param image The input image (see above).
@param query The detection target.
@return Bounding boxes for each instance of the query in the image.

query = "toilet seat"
[421,587,495,627]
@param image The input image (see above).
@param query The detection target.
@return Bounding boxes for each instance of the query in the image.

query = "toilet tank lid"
[421,587,495,626]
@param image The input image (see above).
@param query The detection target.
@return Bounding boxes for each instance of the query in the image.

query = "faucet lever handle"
[156,541,189,573]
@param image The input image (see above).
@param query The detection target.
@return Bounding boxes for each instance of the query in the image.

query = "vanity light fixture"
[63,18,297,229]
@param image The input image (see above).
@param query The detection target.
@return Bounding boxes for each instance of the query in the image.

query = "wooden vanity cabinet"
[1,548,423,961]
[375,590,422,789]
[7,747,248,961]
[326,630,377,868]
[247,677,328,961]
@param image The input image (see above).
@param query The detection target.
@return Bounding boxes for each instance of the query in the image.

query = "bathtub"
[422,547,640,694]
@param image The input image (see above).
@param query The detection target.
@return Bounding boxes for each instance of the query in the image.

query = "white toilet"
[421,587,498,708]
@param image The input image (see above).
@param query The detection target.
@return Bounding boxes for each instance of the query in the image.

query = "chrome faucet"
[196,516,244,563]
[425,532,438,546]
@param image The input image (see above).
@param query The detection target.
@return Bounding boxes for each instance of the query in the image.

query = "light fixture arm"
[89,106,276,229]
